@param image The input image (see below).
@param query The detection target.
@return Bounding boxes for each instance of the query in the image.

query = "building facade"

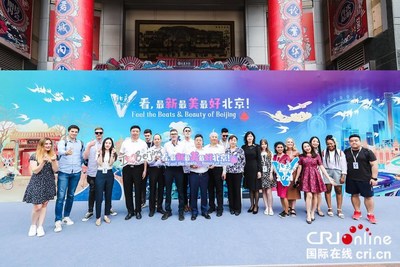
[0,0,397,70]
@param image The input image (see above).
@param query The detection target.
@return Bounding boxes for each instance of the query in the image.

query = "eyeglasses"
[95,132,103,135]
[184,130,191,132]
[222,135,228,137]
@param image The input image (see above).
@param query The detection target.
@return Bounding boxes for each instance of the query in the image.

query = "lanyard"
[350,147,362,162]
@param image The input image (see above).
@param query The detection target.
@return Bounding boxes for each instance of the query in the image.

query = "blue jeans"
[55,171,81,221]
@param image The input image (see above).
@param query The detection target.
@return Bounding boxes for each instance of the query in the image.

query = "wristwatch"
[371,177,378,181]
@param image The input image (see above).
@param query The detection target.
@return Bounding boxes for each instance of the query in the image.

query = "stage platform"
[0,197,399,267]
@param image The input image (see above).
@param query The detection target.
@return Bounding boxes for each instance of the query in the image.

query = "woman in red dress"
[295,141,331,224]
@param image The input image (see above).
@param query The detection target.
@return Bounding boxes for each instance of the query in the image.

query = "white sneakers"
[264,208,274,216]
[54,217,74,233]
[62,217,74,225]
[36,226,45,237]
[54,220,62,233]
[28,225,45,237]
[28,225,37,237]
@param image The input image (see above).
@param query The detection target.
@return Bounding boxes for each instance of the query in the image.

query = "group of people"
[22,124,380,237]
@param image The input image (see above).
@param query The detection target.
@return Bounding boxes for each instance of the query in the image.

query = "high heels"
[252,207,259,214]
[306,218,312,224]
[247,206,254,213]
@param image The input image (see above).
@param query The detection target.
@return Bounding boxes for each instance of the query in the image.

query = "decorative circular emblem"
[55,41,72,59]
[56,0,73,16]
[286,43,303,61]
[287,63,303,71]
[54,63,72,70]
[56,20,73,37]
[284,22,302,40]
[334,0,356,30]
[284,1,301,19]
[0,0,26,27]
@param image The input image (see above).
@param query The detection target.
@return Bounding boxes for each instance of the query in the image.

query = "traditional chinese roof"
[3,143,15,150]
[10,131,62,140]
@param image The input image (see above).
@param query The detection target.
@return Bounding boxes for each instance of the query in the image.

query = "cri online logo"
[307,224,392,246]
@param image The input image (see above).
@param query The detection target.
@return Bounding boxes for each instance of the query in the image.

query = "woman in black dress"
[23,138,58,237]
[242,131,262,214]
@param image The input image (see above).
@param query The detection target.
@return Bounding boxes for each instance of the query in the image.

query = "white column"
[37,0,51,70]
[393,0,400,69]
[245,0,268,64]
[313,0,326,70]
[100,0,124,63]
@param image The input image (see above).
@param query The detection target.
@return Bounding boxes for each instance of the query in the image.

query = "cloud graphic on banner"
[110,90,137,118]
[15,119,49,131]
[287,101,312,111]
[11,103,19,109]
[259,110,312,123]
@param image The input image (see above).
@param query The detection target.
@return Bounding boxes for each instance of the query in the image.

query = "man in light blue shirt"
[54,125,85,232]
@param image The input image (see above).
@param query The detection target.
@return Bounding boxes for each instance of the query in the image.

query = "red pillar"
[268,0,304,70]
[53,0,94,70]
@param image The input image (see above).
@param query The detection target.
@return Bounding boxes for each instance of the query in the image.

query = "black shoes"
[149,211,155,217]
[136,212,142,220]
[125,213,133,220]
[157,209,166,215]
[179,213,185,221]
[247,206,254,213]
[207,207,215,214]
[234,211,240,216]
[216,211,223,217]
[230,210,235,215]
[161,212,171,220]
[202,213,211,219]
[191,215,197,221]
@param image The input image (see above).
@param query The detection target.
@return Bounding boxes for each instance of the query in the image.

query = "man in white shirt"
[219,127,230,150]
[205,131,226,217]
[189,134,211,220]
[119,125,148,220]
[162,129,186,221]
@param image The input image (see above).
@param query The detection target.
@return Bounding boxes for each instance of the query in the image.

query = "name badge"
[102,168,108,174]
[353,162,359,169]
[263,166,268,172]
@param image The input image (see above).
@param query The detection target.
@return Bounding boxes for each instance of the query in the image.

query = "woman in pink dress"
[295,141,331,224]
[272,141,291,218]
[310,136,325,217]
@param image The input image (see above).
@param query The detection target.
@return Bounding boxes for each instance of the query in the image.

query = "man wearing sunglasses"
[219,128,230,150]
[81,127,117,222]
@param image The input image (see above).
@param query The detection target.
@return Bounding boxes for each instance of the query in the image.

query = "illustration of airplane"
[11,103,19,109]
[287,101,312,111]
